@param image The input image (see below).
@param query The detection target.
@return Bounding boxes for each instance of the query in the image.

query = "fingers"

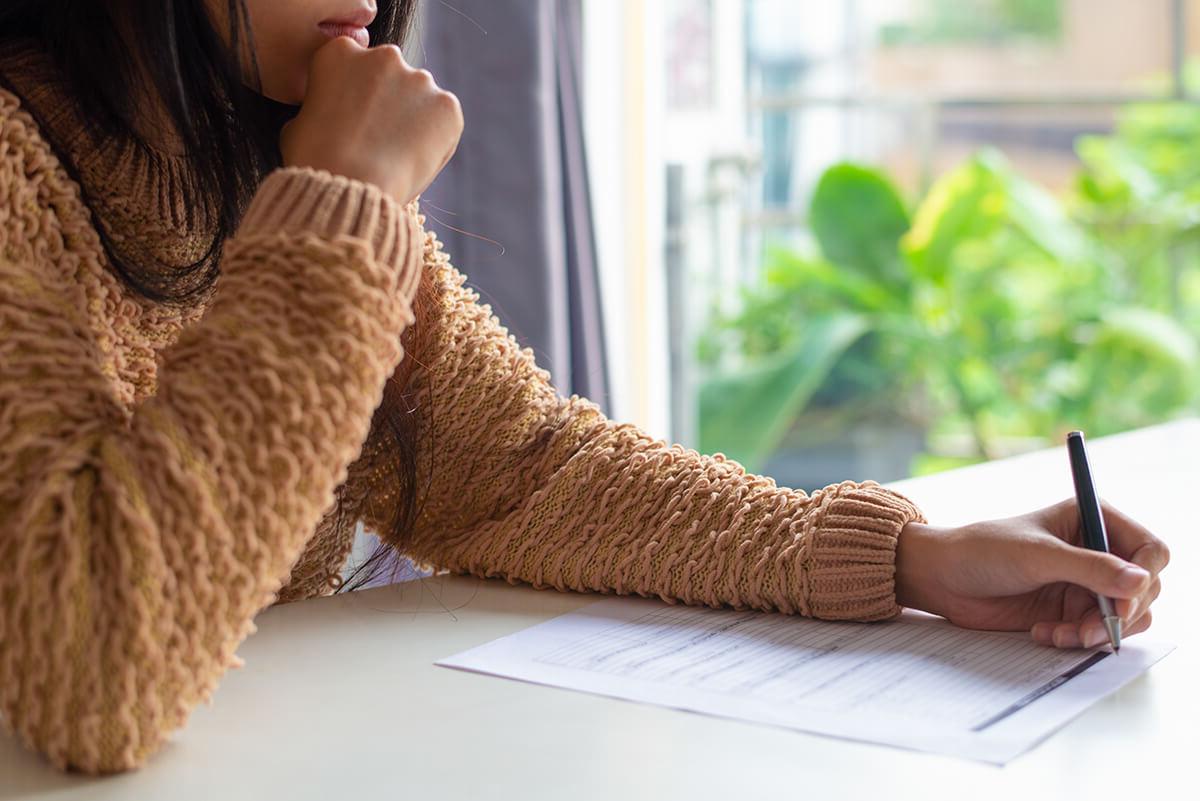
[1125,607,1154,638]
[1042,497,1171,576]
[1032,538,1151,600]
[1128,538,1171,577]
[1116,575,1161,626]
[1099,500,1171,574]
[1032,611,1102,649]
[1032,602,1156,650]
[1032,606,1103,649]
[1030,622,1060,647]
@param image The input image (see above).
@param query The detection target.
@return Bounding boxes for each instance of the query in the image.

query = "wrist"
[895,521,952,616]
[282,149,417,205]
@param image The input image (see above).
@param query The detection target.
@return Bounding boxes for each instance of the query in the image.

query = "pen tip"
[1103,616,1121,654]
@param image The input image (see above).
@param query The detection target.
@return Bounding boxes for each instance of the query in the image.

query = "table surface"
[2,421,1195,801]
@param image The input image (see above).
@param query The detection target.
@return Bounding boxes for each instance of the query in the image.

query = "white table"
[2,421,1195,800]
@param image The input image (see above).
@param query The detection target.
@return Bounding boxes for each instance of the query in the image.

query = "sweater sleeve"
[0,161,424,773]
[367,224,927,623]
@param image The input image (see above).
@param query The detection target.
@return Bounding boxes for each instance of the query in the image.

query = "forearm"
[404,402,926,620]
[0,168,423,773]
[381,240,926,622]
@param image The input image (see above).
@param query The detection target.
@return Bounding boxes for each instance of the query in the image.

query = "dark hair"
[0,0,426,594]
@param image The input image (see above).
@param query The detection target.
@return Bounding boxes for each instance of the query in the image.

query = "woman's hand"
[281,36,464,204]
[895,499,1169,649]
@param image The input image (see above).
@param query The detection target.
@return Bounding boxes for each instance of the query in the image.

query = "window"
[638,0,1200,490]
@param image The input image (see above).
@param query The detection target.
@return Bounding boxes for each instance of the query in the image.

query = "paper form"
[436,597,1175,764]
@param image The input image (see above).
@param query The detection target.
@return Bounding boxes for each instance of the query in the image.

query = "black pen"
[1066,431,1121,653]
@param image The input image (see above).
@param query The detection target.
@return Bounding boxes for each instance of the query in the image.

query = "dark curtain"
[412,0,610,410]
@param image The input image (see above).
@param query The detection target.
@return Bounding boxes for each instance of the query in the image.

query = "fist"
[281,36,463,205]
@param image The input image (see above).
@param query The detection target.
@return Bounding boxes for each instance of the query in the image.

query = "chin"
[257,70,308,105]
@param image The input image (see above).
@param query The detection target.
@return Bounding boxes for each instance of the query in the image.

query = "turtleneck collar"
[0,37,221,286]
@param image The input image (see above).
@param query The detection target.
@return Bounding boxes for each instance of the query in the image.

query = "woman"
[0,0,1169,775]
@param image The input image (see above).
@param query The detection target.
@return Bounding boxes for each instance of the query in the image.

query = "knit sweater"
[0,44,927,775]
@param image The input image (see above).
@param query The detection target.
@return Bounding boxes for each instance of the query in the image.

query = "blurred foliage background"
[697,100,1200,479]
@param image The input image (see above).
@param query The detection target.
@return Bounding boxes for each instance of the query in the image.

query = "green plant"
[1075,102,1200,328]
[699,118,1200,476]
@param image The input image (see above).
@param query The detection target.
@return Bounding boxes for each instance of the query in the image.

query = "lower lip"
[318,22,370,48]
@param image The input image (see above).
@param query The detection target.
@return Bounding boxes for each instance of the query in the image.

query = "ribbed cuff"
[238,167,423,300]
[803,482,927,622]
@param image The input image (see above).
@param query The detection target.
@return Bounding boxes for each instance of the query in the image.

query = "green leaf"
[810,164,912,290]
[905,149,1089,281]
[1094,308,1199,370]
[762,248,902,313]
[698,314,871,472]
[988,151,1090,264]
[903,157,1001,284]
[1071,308,1200,433]
[1076,135,1159,206]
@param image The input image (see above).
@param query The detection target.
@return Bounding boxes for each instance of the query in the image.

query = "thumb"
[1039,542,1151,598]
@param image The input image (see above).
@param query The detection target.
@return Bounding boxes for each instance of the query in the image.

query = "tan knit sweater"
[0,45,926,774]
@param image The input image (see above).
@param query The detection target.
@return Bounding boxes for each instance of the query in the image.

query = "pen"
[1066,430,1121,653]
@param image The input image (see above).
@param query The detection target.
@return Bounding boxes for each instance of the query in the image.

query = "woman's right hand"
[280,36,463,205]
[895,499,1169,648]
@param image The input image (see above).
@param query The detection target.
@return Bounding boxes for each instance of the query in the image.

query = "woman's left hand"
[894,499,1170,649]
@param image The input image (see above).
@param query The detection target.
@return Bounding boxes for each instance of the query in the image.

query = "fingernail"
[1083,627,1108,648]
